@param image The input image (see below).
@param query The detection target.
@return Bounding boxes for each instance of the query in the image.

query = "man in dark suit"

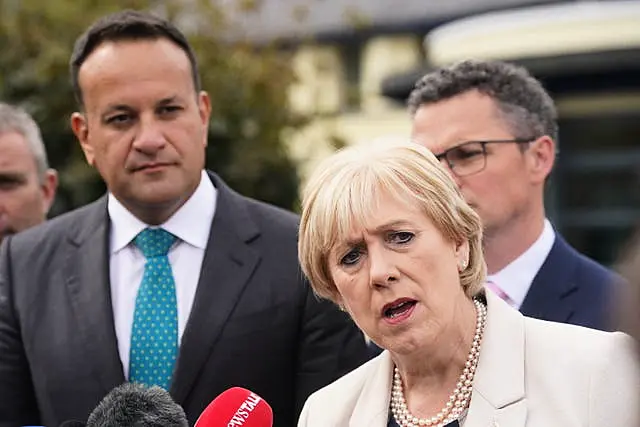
[0,10,368,427]
[407,59,616,329]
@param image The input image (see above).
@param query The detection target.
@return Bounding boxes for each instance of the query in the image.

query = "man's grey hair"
[0,102,50,182]
[407,59,558,143]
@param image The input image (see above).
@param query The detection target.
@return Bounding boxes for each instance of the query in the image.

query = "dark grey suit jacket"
[0,172,368,427]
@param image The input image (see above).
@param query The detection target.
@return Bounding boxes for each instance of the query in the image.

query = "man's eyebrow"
[157,96,181,106]
[101,104,134,115]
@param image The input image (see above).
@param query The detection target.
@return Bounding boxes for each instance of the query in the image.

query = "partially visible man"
[408,59,616,330]
[0,10,367,427]
[0,103,57,242]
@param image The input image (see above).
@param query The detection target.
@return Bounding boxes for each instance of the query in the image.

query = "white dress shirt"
[486,219,555,309]
[108,170,217,378]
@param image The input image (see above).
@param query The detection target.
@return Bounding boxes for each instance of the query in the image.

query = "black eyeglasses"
[434,138,535,177]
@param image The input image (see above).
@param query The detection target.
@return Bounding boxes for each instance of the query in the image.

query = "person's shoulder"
[228,193,300,247]
[241,195,299,230]
[541,233,622,330]
[521,317,639,424]
[212,172,299,232]
[553,233,618,287]
[5,198,105,255]
[574,250,616,282]
[524,315,634,365]
[303,354,384,414]
[522,318,637,396]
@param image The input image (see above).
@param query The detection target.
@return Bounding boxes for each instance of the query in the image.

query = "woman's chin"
[382,334,425,356]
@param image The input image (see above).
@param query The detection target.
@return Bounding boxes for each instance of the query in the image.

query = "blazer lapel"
[170,173,261,403]
[465,394,526,427]
[519,235,578,323]
[347,294,528,427]
[350,352,394,427]
[465,292,527,427]
[64,197,124,393]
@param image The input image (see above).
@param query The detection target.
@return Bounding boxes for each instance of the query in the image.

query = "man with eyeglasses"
[407,59,617,331]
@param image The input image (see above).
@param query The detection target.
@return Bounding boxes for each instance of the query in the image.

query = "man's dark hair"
[85,382,189,427]
[407,59,558,143]
[70,9,201,108]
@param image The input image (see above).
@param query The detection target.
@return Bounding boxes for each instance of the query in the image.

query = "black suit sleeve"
[294,283,368,418]
[0,237,40,426]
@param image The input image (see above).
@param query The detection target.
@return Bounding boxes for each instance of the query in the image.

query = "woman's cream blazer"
[298,291,640,427]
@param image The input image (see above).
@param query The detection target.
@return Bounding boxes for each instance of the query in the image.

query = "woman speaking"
[296,140,639,427]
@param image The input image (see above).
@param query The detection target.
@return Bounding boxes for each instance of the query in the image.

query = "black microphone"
[85,382,188,427]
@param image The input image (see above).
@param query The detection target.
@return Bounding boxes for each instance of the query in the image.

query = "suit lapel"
[465,292,527,427]
[350,352,394,427]
[347,295,528,427]
[64,197,124,393]
[465,393,526,427]
[170,173,261,404]
[519,235,578,323]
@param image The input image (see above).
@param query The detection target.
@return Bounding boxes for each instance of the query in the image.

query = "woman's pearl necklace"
[390,298,487,427]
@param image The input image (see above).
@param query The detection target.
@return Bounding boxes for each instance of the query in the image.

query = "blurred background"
[1,0,639,267]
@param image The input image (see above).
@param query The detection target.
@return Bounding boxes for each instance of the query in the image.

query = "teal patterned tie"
[129,228,178,390]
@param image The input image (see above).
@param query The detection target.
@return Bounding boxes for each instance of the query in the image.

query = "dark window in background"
[550,113,640,266]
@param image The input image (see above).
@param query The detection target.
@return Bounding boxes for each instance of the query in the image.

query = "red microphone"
[194,387,273,427]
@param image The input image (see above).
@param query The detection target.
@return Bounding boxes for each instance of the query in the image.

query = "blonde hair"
[298,139,486,303]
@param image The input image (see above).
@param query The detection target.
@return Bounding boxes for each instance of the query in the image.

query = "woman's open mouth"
[382,299,417,324]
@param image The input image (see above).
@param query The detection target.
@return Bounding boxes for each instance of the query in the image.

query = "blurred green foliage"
[0,0,305,214]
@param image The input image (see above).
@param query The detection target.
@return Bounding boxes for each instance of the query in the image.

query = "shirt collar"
[108,170,217,253]
[486,219,556,307]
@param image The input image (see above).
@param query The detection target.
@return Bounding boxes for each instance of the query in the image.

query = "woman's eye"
[340,248,361,266]
[389,232,414,244]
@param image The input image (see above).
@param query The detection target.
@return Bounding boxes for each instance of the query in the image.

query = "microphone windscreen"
[194,387,273,427]
[86,382,188,427]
